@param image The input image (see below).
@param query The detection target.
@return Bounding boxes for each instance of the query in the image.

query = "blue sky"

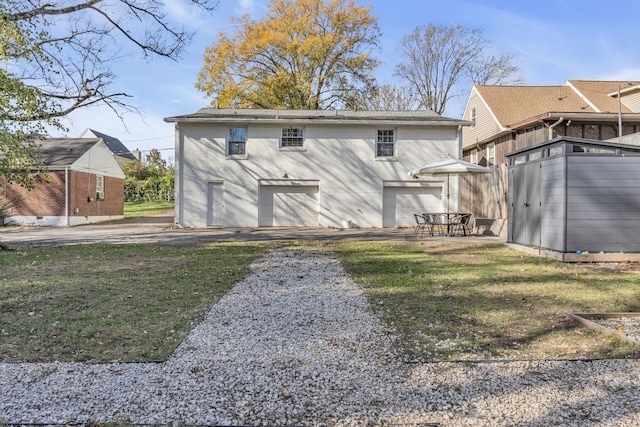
[57,0,640,158]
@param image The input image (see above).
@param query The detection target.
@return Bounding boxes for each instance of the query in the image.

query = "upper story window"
[228,127,247,155]
[96,175,104,199]
[470,107,476,128]
[281,127,304,147]
[487,142,495,166]
[376,129,395,157]
[469,148,478,164]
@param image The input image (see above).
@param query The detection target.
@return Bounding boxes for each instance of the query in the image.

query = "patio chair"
[450,213,472,236]
[413,213,429,236]
[426,213,446,236]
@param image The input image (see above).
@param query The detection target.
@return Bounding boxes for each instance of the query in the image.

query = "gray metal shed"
[507,136,640,253]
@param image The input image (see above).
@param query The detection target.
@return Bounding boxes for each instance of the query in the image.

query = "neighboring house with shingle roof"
[458,80,640,236]
[80,129,139,165]
[2,138,125,226]
[462,80,640,166]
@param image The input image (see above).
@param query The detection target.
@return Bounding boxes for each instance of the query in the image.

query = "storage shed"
[507,136,640,253]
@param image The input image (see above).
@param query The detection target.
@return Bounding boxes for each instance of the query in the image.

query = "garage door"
[259,185,319,226]
[383,186,442,228]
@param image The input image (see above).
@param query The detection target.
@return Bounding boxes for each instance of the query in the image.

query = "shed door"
[207,182,224,227]
[259,185,319,226]
[383,187,442,228]
[511,164,541,246]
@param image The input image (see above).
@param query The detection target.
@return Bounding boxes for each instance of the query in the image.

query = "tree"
[346,84,424,111]
[196,0,381,110]
[123,149,174,202]
[394,24,522,115]
[1,0,217,186]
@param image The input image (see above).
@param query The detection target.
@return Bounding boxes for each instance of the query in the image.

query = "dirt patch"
[419,241,488,265]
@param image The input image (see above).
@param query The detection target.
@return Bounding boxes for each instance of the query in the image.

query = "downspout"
[548,117,564,139]
[65,166,70,226]
[618,86,623,138]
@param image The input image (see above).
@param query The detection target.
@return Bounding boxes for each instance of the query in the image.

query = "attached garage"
[259,180,320,227]
[383,182,443,228]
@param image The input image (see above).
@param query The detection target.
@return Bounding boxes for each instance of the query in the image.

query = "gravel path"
[1,249,639,426]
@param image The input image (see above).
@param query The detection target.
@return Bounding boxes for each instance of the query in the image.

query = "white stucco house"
[164,109,470,228]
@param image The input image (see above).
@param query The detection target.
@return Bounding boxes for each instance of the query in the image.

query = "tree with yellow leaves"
[196,0,381,109]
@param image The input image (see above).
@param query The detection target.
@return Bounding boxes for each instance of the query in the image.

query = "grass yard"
[0,243,269,362]
[123,201,174,218]
[331,241,640,361]
[1,240,638,363]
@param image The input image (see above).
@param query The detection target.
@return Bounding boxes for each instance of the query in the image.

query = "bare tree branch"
[395,24,523,115]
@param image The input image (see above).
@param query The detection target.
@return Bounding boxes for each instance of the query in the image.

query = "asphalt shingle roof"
[475,80,640,127]
[37,138,100,166]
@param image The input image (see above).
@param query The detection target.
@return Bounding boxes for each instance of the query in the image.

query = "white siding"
[620,91,640,113]
[174,121,459,228]
[74,141,125,179]
[462,88,504,150]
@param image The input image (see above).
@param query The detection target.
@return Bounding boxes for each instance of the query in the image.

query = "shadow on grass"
[331,241,640,361]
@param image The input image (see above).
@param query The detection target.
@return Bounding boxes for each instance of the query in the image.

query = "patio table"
[424,212,471,236]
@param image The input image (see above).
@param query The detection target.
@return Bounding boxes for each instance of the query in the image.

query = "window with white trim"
[487,142,495,166]
[281,128,304,147]
[470,148,478,164]
[376,129,395,157]
[96,175,104,199]
[470,107,476,128]
[228,127,247,155]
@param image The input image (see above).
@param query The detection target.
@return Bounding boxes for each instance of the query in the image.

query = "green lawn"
[331,241,640,361]
[124,201,174,218]
[1,240,638,363]
[0,243,269,362]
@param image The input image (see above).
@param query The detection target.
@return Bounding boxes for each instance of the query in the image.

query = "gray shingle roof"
[165,108,469,125]
[84,129,136,160]
[36,138,100,166]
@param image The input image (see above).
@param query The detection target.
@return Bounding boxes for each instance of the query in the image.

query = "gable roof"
[81,129,137,160]
[567,80,639,113]
[37,138,101,166]
[473,80,640,128]
[165,108,470,126]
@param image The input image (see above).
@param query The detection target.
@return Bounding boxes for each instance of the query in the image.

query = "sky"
[55,0,640,160]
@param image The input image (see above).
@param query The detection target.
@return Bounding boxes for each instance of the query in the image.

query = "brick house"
[457,80,640,236]
[2,138,125,226]
[164,109,468,228]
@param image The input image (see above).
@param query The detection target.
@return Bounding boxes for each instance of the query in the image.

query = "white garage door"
[259,185,319,227]
[383,187,442,228]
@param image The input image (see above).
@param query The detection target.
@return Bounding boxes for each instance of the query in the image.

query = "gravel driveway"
[1,249,639,426]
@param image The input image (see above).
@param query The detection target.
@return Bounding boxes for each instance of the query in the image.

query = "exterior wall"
[461,89,504,151]
[620,92,640,112]
[565,156,640,253]
[69,171,124,218]
[540,156,566,252]
[175,122,459,228]
[3,170,124,226]
[75,142,126,179]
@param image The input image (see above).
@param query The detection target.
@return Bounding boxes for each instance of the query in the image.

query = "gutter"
[548,117,564,139]
[164,116,472,127]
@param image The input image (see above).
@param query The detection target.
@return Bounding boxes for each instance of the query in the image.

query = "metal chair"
[425,213,446,236]
[450,213,472,236]
[413,213,429,236]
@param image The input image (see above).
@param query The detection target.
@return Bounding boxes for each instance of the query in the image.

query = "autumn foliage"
[196,0,381,109]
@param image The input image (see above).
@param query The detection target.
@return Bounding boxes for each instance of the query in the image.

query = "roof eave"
[164,111,471,127]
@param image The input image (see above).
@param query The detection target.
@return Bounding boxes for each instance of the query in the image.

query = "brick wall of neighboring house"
[2,171,67,216]
[2,170,124,218]
[69,171,124,217]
